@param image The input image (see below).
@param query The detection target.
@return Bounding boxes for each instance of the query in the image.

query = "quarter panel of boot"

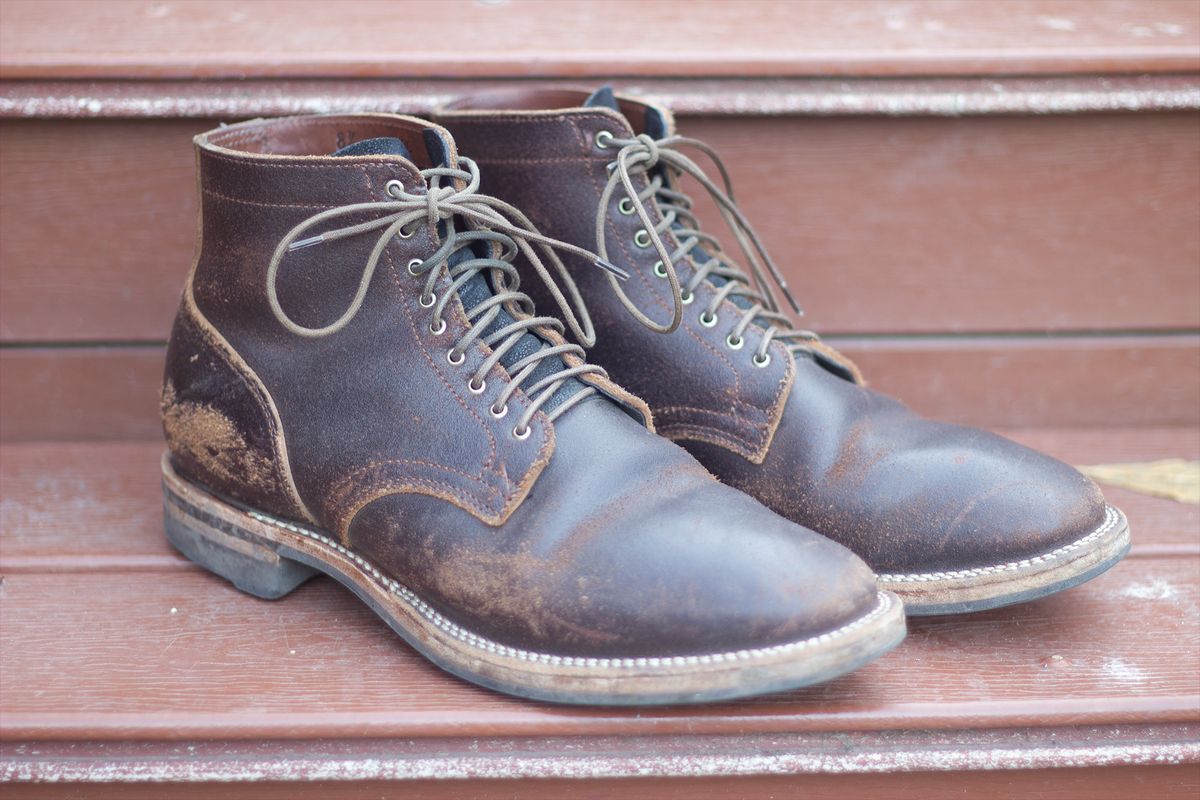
[188,150,555,536]
[162,302,310,522]
[349,399,879,659]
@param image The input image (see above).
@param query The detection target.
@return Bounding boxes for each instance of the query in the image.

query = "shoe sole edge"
[878,504,1131,616]
[161,453,907,706]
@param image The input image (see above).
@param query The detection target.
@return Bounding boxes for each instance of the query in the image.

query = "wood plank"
[0,558,1195,741]
[3,75,1199,120]
[3,112,1197,341]
[3,336,1196,441]
[4,432,1194,571]
[1,0,1197,79]
[0,348,164,442]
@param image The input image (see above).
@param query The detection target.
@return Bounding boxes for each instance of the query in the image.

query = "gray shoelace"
[596,133,821,365]
[267,157,629,434]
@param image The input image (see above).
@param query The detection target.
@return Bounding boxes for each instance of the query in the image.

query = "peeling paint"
[1120,578,1180,602]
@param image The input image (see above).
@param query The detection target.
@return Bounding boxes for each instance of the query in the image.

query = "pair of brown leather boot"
[161,88,1129,705]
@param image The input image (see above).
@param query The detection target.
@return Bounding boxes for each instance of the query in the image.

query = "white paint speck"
[1103,657,1148,684]
[1155,22,1184,36]
[1120,579,1179,601]
[1129,25,1155,38]
[1037,16,1077,31]
[170,607,178,614]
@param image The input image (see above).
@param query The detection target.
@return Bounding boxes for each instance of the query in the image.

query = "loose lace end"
[595,258,631,281]
[779,283,804,316]
[289,234,326,251]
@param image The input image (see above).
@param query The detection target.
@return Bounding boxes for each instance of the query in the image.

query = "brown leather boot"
[160,113,904,705]
[437,88,1131,615]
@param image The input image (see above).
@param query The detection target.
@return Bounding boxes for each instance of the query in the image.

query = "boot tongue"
[331,136,412,159]
[583,85,670,139]
[331,138,589,415]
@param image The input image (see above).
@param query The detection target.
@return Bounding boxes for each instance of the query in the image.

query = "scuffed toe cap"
[350,400,883,660]
[844,422,1111,575]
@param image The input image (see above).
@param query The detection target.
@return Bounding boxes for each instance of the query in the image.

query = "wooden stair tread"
[2,0,1198,79]
[1,431,1197,750]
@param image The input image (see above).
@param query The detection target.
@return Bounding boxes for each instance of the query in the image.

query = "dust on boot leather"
[436,88,1131,615]
[159,113,905,705]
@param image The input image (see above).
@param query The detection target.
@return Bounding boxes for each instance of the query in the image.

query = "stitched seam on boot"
[237,504,896,669]
[877,506,1123,583]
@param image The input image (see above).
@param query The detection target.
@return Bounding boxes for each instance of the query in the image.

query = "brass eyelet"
[447,349,465,365]
[699,311,718,328]
[618,198,636,216]
[633,229,651,249]
[429,319,446,335]
[468,377,487,394]
[653,261,667,278]
[726,334,744,350]
[407,258,423,276]
[513,425,532,440]
[595,130,614,149]
[752,352,772,368]
[418,292,436,308]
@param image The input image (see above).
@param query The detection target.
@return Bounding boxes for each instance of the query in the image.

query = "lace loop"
[597,134,824,357]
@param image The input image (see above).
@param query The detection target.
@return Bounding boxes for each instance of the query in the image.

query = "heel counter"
[162,298,313,524]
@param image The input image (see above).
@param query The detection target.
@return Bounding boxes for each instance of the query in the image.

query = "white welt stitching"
[877,505,1123,584]
[244,509,893,670]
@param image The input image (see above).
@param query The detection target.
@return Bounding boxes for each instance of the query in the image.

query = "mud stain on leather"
[426,541,622,647]
[162,381,279,496]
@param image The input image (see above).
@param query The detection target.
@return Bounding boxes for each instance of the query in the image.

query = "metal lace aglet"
[779,283,804,316]
[288,234,326,251]
[594,258,631,281]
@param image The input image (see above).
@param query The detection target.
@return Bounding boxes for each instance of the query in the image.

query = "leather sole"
[877,505,1131,616]
[161,454,907,706]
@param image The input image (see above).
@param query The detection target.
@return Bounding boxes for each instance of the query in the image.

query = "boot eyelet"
[385,179,404,197]
[490,403,509,419]
[398,224,416,239]
[633,230,651,248]
[680,290,694,305]
[429,319,446,335]
[513,425,532,440]
[418,292,436,308]
[726,334,744,350]
[407,258,423,276]
[447,349,465,365]
[653,261,667,278]
[699,311,718,328]
[752,352,772,368]
[595,130,614,149]
[618,198,636,216]
[468,377,487,394]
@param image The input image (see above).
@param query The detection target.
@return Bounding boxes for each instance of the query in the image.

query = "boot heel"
[163,477,319,600]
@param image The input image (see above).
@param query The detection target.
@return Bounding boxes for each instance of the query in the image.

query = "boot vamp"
[349,398,879,659]
[687,358,1108,575]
